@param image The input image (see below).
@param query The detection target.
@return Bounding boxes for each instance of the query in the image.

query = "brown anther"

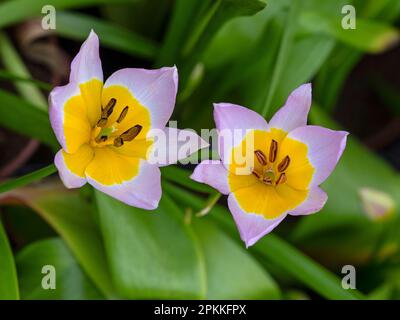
[95,135,108,143]
[278,155,290,172]
[252,170,262,179]
[117,106,129,123]
[254,150,267,166]
[269,139,278,163]
[113,137,124,147]
[120,125,142,142]
[102,98,116,115]
[275,173,287,185]
[263,177,273,185]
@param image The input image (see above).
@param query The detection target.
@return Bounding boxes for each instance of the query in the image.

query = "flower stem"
[0,164,57,194]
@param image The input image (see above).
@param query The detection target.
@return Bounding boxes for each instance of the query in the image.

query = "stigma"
[252,140,290,186]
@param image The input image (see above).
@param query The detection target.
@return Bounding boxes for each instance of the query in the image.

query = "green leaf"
[203,0,289,69]
[299,11,400,53]
[95,191,206,299]
[0,89,58,149]
[261,0,300,118]
[16,238,103,299]
[0,219,19,299]
[0,0,134,29]
[180,0,267,83]
[0,182,116,298]
[0,164,57,194]
[56,11,157,59]
[156,0,206,66]
[293,105,400,244]
[192,219,281,299]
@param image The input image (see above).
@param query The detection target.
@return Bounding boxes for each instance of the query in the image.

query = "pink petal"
[86,160,161,210]
[54,149,87,188]
[228,194,286,248]
[103,67,178,129]
[69,30,103,84]
[269,83,312,132]
[289,187,328,216]
[148,127,209,167]
[213,103,268,167]
[190,160,230,195]
[288,125,348,186]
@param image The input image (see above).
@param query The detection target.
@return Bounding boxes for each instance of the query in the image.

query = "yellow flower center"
[228,129,315,219]
[61,80,153,186]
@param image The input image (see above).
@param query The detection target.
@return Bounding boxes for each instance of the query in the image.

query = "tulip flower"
[49,30,207,209]
[191,84,348,247]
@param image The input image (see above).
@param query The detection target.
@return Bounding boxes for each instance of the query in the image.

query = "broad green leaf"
[156,0,206,66]
[0,89,57,149]
[164,181,364,300]
[95,191,206,299]
[180,0,267,83]
[0,219,19,299]
[0,182,116,298]
[192,219,281,299]
[0,0,134,29]
[260,0,300,117]
[16,238,103,299]
[56,11,157,59]
[203,0,289,68]
[299,11,400,53]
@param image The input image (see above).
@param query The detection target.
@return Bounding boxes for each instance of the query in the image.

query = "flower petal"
[228,193,286,248]
[213,103,268,166]
[103,67,178,129]
[289,187,327,216]
[85,149,161,210]
[269,83,311,132]
[190,160,230,195]
[69,30,103,84]
[54,144,94,188]
[148,127,209,166]
[287,125,348,186]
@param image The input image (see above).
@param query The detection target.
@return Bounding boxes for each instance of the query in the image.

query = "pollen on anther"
[120,125,143,142]
[254,150,267,166]
[275,173,287,185]
[117,106,129,123]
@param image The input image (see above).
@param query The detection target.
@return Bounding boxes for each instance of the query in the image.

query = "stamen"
[97,98,117,128]
[269,139,278,163]
[95,135,108,143]
[117,106,129,123]
[120,125,143,142]
[113,137,124,147]
[254,150,267,166]
[275,173,287,185]
[97,118,108,128]
[278,155,290,172]
[252,170,261,179]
